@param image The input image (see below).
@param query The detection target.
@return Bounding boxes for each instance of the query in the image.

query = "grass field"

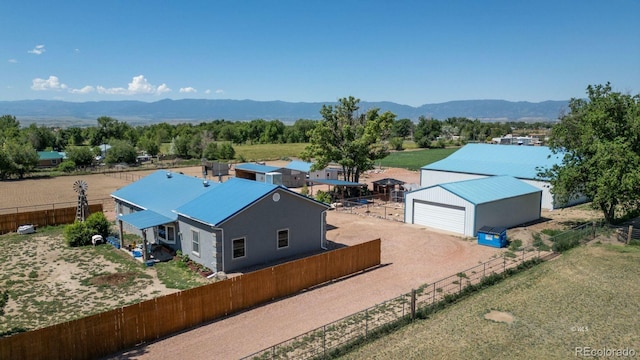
[234,142,308,161]
[377,147,459,170]
[340,244,640,359]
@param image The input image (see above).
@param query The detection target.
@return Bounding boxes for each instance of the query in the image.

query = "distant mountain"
[0,99,568,126]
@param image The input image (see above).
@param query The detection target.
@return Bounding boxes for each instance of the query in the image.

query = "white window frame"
[232,237,246,259]
[158,224,176,244]
[191,229,200,257]
[277,228,289,249]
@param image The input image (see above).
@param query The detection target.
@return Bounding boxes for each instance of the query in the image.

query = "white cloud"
[96,75,171,95]
[179,87,197,93]
[69,86,95,94]
[31,76,68,91]
[74,48,80,53]
[157,83,171,94]
[8,59,17,63]
[215,89,224,94]
[28,44,46,55]
[205,89,211,94]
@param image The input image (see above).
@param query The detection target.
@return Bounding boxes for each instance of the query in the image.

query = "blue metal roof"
[440,175,541,205]
[285,160,313,173]
[117,210,174,229]
[422,144,563,180]
[111,170,219,220]
[235,163,281,173]
[176,177,280,226]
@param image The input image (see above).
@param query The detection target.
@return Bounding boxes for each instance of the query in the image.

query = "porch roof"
[118,210,174,230]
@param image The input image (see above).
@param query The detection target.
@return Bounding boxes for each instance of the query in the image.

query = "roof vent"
[203,180,209,187]
[166,172,172,178]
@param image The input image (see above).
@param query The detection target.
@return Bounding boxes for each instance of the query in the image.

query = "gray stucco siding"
[220,189,326,273]
[115,201,144,238]
[177,216,218,271]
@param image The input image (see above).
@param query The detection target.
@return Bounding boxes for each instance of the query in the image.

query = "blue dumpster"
[477,226,507,248]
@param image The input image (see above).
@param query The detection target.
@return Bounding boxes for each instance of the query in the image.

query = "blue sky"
[1,0,638,106]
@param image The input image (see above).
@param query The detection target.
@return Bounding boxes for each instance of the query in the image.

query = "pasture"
[340,244,640,359]
[377,147,458,170]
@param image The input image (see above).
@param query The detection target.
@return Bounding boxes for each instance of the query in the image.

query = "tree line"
[0,111,551,180]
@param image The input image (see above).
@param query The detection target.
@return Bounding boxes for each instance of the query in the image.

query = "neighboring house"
[112,170,330,273]
[37,151,65,167]
[421,143,585,209]
[234,163,282,184]
[405,176,541,237]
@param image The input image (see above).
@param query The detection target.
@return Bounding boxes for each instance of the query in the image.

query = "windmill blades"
[73,180,88,194]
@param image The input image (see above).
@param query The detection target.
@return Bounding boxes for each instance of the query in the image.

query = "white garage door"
[413,201,466,234]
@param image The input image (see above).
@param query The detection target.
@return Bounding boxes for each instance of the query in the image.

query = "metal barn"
[420,144,585,210]
[404,176,541,237]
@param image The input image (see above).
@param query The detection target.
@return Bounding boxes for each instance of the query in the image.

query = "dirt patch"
[484,310,515,324]
[88,272,137,286]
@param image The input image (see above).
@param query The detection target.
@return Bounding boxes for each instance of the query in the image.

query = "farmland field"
[340,244,640,359]
[377,147,459,170]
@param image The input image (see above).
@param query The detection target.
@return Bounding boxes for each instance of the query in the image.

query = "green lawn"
[377,147,459,170]
[340,244,640,359]
[234,143,308,161]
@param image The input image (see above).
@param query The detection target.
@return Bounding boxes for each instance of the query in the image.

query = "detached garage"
[405,176,542,237]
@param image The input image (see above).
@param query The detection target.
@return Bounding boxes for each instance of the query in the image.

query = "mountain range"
[0,99,568,126]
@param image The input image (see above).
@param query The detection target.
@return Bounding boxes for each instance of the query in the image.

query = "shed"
[372,178,405,202]
[404,176,541,236]
[234,163,281,182]
[37,151,64,167]
[420,143,586,209]
[477,226,508,248]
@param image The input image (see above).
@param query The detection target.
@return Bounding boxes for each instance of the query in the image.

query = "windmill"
[73,180,90,221]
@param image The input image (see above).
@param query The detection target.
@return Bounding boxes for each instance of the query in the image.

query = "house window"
[277,229,289,249]
[158,225,175,244]
[191,230,200,256]
[232,237,246,259]
[51,159,58,165]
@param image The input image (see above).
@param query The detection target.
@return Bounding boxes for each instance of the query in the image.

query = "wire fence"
[242,221,609,360]
[0,198,114,216]
[334,195,405,222]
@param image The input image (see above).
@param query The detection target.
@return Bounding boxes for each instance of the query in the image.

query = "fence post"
[503,257,506,275]
[483,262,486,279]
[628,225,633,245]
[432,283,436,305]
[365,308,369,338]
[592,221,596,240]
[323,325,327,358]
[411,289,416,320]
[521,248,525,262]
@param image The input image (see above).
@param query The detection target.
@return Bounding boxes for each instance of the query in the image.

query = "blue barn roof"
[235,163,281,173]
[285,160,313,173]
[439,175,541,205]
[422,144,563,180]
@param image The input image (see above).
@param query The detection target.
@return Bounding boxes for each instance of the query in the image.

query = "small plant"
[28,270,38,279]
[315,190,332,204]
[0,289,8,316]
[508,239,523,251]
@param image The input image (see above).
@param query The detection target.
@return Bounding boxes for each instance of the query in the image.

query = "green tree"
[301,96,395,183]
[414,116,441,148]
[2,140,38,179]
[105,140,137,165]
[0,115,20,141]
[137,136,160,156]
[203,142,219,160]
[65,146,95,167]
[391,118,414,139]
[545,83,640,222]
[218,143,235,160]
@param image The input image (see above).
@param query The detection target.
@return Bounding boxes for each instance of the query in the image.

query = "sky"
[1,0,638,107]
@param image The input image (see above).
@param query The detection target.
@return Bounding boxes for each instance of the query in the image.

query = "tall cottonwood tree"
[544,83,640,222]
[302,96,395,183]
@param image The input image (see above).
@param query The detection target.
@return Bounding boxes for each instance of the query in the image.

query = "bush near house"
[63,212,111,247]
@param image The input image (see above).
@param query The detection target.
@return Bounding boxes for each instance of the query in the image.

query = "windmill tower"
[73,180,90,221]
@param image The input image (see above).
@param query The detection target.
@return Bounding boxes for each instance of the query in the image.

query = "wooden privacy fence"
[0,238,381,360]
[0,204,103,235]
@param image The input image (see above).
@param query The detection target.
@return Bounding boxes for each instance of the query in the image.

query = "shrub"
[57,160,76,173]
[508,239,523,251]
[64,221,94,247]
[0,289,8,316]
[552,235,581,252]
[85,212,110,238]
[389,137,404,151]
[64,212,111,247]
[315,190,332,204]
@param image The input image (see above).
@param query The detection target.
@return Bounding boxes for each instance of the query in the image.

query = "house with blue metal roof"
[420,143,584,209]
[405,175,542,236]
[112,170,330,272]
